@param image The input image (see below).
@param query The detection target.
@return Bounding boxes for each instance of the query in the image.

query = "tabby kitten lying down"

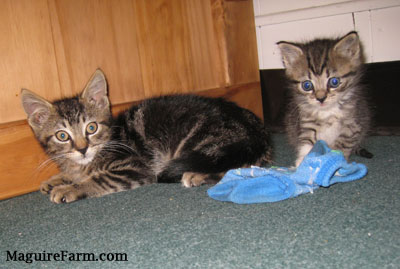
[277,31,372,167]
[21,70,272,203]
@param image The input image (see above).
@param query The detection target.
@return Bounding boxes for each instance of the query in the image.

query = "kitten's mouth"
[316,99,330,107]
[71,148,97,165]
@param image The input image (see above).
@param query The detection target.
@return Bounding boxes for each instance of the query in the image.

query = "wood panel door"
[48,0,145,105]
[0,0,259,125]
[134,0,227,96]
[0,0,60,124]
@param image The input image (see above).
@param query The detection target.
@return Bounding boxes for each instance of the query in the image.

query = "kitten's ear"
[81,69,109,109]
[21,89,53,128]
[277,42,304,67]
[333,32,361,60]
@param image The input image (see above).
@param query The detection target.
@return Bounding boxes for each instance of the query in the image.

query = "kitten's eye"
[328,77,340,88]
[55,131,70,142]
[301,80,314,92]
[86,122,98,135]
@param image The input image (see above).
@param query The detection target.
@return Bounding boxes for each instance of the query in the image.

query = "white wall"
[253,0,400,69]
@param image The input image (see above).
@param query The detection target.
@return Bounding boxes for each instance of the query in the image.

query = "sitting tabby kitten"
[277,31,372,166]
[21,70,272,203]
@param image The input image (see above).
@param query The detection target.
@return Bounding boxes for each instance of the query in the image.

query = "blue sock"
[207,140,368,204]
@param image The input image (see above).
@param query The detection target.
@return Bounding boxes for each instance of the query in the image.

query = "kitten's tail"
[354,146,373,158]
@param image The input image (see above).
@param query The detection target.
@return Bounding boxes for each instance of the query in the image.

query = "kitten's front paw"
[40,175,70,194]
[49,185,84,204]
[40,181,54,194]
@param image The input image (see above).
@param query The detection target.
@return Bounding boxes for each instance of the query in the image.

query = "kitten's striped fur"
[21,70,272,203]
[278,32,372,166]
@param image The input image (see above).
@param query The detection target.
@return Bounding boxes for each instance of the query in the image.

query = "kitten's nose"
[317,96,327,103]
[315,90,327,103]
[77,147,88,155]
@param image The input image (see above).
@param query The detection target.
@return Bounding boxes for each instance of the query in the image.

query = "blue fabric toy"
[207,140,368,204]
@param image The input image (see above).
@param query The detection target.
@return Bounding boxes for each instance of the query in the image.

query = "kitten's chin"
[75,156,95,165]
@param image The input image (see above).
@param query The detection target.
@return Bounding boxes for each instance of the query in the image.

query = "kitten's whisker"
[28,155,65,182]
[101,147,129,156]
[42,153,67,164]
[36,155,64,171]
[33,155,66,176]
[104,141,136,154]
[100,147,121,153]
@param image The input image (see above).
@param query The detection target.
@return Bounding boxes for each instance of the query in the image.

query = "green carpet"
[1,135,399,268]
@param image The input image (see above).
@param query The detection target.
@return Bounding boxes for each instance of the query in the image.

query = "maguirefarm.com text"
[6,250,128,264]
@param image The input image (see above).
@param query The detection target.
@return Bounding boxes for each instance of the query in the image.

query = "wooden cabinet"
[0,0,262,199]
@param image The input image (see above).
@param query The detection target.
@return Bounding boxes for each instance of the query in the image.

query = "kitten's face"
[278,32,363,109]
[39,98,111,165]
[21,70,111,166]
